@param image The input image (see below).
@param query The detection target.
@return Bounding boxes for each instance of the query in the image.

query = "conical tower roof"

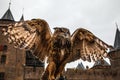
[1,1,14,21]
[1,8,14,21]
[20,14,24,21]
[76,62,85,70]
[114,25,120,50]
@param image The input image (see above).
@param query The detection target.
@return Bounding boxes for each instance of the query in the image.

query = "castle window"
[25,50,44,67]
[26,50,34,66]
[3,45,8,51]
[0,72,5,80]
[1,55,6,64]
[0,45,8,51]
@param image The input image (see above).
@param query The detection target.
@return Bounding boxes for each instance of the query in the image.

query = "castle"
[0,3,120,80]
[0,5,44,80]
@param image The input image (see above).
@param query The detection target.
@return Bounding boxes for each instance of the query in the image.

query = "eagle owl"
[2,19,113,80]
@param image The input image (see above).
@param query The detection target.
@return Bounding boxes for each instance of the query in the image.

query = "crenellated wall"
[63,50,120,80]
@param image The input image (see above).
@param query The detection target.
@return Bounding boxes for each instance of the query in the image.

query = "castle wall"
[24,67,44,80]
[0,20,25,80]
[64,50,120,80]
[64,68,120,80]
[0,20,44,80]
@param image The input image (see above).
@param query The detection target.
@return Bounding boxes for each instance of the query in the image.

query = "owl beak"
[64,33,70,38]
[59,33,67,38]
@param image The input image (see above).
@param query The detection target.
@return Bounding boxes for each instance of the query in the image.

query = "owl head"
[53,27,70,39]
[52,27,71,49]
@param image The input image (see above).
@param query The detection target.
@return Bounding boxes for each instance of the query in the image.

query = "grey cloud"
[0,0,120,45]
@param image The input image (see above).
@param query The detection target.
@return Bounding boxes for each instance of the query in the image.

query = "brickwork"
[63,50,120,80]
[0,20,44,80]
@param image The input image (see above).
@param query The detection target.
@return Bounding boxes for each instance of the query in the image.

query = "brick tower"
[0,2,44,80]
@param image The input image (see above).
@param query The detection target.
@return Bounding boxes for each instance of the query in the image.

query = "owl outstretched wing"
[68,28,113,62]
[2,19,52,61]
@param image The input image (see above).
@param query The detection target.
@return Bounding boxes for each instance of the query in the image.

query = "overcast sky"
[0,0,120,68]
[0,0,120,45]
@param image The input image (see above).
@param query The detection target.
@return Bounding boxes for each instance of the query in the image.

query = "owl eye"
[61,28,66,33]
[66,31,70,34]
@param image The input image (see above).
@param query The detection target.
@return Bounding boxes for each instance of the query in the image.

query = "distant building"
[92,59,110,69]
[76,62,85,70]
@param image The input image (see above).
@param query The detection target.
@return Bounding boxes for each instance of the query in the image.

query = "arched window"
[0,72,5,80]
[0,45,8,51]
[3,45,7,51]
[1,55,6,64]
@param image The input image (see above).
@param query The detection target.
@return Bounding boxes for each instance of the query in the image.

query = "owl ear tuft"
[53,27,59,30]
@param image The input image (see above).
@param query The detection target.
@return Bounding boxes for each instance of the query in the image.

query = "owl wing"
[67,28,113,62]
[3,19,52,61]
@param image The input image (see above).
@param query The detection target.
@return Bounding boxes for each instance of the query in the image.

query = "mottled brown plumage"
[3,19,113,80]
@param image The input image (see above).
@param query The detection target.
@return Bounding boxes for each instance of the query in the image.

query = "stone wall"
[64,68,120,80]
[0,20,44,80]
[64,50,120,80]
[24,67,44,80]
